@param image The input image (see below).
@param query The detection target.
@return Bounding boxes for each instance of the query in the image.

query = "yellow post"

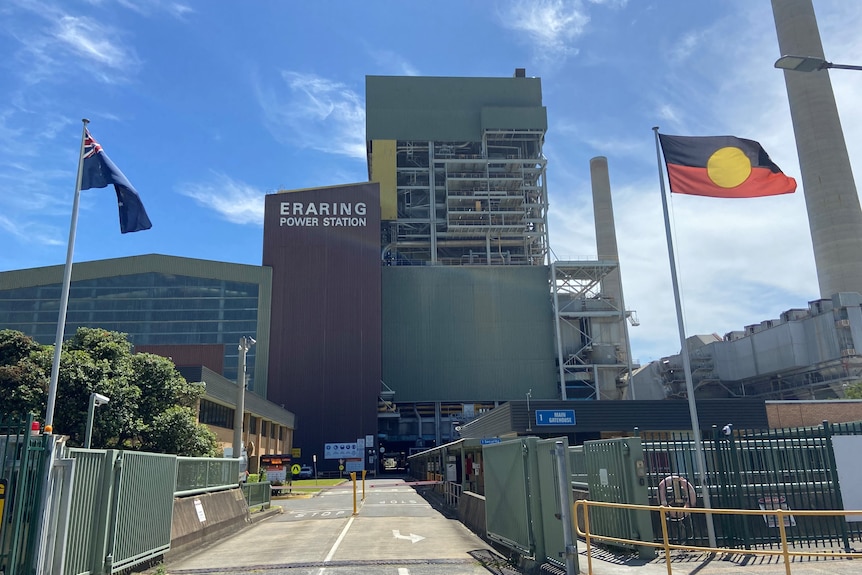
[582,501,593,575]
[362,470,367,500]
[776,508,791,575]
[659,506,673,575]
[351,472,357,515]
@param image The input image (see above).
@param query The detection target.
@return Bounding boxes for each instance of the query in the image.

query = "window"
[198,399,234,429]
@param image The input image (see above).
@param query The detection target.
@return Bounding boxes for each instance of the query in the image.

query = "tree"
[0,330,48,417]
[0,328,218,456]
[845,381,862,399]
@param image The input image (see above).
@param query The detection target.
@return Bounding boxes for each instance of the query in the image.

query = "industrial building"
[0,71,636,470]
[5,16,860,469]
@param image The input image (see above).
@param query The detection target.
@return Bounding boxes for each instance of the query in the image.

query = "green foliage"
[845,381,862,399]
[142,405,218,457]
[0,328,217,456]
[0,330,49,418]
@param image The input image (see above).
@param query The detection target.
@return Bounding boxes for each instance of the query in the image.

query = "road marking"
[392,529,425,543]
[290,509,349,518]
[316,515,355,575]
[398,569,410,575]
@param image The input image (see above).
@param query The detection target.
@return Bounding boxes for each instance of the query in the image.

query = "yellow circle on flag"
[291,464,301,475]
[707,146,752,188]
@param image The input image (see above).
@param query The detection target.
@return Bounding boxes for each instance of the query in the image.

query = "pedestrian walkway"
[580,544,858,575]
[159,480,860,575]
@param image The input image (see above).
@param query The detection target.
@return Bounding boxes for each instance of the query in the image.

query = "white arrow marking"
[392,529,425,543]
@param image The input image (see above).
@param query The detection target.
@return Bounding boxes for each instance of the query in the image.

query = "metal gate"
[0,414,50,575]
[642,421,862,549]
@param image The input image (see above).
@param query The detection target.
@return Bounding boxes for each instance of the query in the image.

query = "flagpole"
[652,126,716,547]
[44,118,90,434]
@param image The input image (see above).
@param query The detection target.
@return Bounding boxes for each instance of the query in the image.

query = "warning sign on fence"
[758,495,796,528]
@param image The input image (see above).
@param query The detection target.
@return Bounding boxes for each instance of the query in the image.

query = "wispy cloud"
[255,71,366,160]
[5,3,140,85]
[114,0,194,19]
[55,16,135,71]
[498,0,591,62]
[368,48,420,76]
[179,173,265,226]
[0,214,64,248]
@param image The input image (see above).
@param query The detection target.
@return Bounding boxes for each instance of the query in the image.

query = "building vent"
[841,348,857,357]
[514,68,526,78]
[781,309,808,322]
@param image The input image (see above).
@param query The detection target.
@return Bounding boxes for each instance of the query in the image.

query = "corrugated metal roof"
[178,366,295,428]
[460,399,768,438]
[0,253,269,289]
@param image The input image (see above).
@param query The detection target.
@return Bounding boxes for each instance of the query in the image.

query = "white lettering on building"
[279,202,368,227]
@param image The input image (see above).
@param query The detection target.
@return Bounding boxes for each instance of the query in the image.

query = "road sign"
[325,443,361,459]
[535,409,576,426]
[291,464,301,475]
[480,438,501,445]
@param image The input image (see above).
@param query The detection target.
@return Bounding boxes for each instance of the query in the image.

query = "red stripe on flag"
[666,164,796,198]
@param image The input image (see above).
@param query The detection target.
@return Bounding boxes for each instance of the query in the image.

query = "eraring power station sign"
[279,201,368,228]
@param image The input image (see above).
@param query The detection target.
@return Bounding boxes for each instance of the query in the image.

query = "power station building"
[0,72,637,469]
[10,48,860,470]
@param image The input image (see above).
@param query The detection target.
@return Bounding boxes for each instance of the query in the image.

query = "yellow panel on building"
[369,139,397,220]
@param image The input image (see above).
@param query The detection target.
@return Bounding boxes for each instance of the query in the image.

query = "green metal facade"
[366,75,547,141]
[0,254,273,396]
[382,265,558,401]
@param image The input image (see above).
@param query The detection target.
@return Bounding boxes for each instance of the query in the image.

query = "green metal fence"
[175,456,240,496]
[639,420,862,550]
[64,448,177,575]
[0,414,49,575]
[241,481,272,509]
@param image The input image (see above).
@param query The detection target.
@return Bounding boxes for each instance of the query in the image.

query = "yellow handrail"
[574,499,861,575]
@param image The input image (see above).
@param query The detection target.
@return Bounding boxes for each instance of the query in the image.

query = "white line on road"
[398,568,410,575]
[316,515,355,575]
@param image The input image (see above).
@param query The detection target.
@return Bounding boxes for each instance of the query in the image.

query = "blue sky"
[1,0,861,365]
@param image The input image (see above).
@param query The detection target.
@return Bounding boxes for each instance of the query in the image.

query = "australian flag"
[81,129,152,233]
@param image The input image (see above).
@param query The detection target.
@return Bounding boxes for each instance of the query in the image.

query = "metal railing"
[0,414,49,575]
[444,481,462,507]
[241,481,271,509]
[175,457,240,496]
[575,499,861,575]
[640,421,862,548]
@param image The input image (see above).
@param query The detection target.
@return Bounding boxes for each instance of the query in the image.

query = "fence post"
[822,420,851,551]
[554,441,577,575]
[725,426,752,550]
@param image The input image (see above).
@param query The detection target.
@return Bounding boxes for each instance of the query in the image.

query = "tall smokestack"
[590,156,634,398]
[773,0,862,297]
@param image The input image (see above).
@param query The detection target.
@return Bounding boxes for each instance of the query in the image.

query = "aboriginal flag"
[658,134,796,198]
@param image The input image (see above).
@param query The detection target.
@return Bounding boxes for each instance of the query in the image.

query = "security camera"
[93,393,110,406]
[722,424,732,436]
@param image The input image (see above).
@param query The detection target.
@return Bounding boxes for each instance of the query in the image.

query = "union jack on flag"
[83,129,103,159]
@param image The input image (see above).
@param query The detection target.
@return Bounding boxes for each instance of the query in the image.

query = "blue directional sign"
[480,438,501,445]
[535,409,576,426]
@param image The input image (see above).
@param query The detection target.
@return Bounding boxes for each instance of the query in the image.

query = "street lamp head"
[774,54,828,72]
[92,393,110,406]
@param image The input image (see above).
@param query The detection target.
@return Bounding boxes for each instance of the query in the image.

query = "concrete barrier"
[166,489,250,559]
[457,490,487,539]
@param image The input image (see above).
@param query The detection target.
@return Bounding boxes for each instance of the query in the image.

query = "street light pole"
[775,54,862,72]
[232,336,256,461]
[84,392,110,448]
